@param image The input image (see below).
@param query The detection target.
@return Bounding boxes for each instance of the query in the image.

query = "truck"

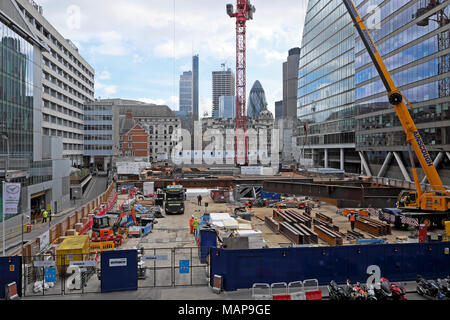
[164,185,186,215]
[343,0,449,229]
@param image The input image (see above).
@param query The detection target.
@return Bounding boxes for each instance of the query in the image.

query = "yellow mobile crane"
[342,0,449,229]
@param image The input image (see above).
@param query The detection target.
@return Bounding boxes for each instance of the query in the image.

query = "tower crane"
[343,0,449,229]
[227,0,256,166]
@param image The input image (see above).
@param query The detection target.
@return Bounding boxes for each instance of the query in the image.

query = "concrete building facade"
[15,0,95,166]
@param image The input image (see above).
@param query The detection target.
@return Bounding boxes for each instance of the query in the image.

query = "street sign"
[179,260,190,274]
[45,268,57,283]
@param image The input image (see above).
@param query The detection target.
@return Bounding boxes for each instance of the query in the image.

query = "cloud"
[95,81,118,97]
[97,70,111,80]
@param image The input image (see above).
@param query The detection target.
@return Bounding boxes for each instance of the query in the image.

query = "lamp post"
[2,132,9,256]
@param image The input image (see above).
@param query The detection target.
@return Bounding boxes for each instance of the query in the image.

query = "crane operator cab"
[397,191,418,209]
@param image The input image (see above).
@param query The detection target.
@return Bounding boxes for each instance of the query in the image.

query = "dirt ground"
[116,192,441,251]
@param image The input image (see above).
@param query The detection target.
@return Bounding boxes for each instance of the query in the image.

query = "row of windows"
[357,102,450,131]
[43,58,92,102]
[42,114,83,134]
[43,128,83,141]
[84,105,112,112]
[43,99,83,124]
[355,6,440,69]
[356,36,440,84]
[84,145,112,151]
[63,143,83,151]
[297,131,355,146]
[84,115,112,121]
[299,49,354,91]
[298,91,355,117]
[84,134,112,141]
[356,58,448,100]
[356,126,449,148]
[43,84,84,117]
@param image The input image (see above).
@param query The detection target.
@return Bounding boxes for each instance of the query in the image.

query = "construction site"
[1,0,450,302]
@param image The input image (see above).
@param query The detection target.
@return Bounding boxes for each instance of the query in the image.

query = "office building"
[0,0,72,228]
[179,71,193,114]
[212,68,235,119]
[218,96,236,119]
[247,80,268,118]
[283,47,300,119]
[296,0,359,173]
[275,100,283,120]
[16,0,95,166]
[193,54,199,121]
[354,0,450,184]
[83,99,120,171]
[119,112,149,162]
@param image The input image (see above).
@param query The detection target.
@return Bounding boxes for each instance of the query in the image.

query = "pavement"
[3,176,108,255]
[20,282,428,300]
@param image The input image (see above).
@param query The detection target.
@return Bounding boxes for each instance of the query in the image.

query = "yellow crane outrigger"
[343,0,449,228]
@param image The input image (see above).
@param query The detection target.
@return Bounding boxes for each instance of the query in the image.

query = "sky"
[33,0,308,117]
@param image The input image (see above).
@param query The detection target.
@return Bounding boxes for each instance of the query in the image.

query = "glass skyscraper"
[0,20,35,160]
[179,71,193,114]
[247,80,268,118]
[193,55,199,121]
[297,0,359,172]
[354,0,450,184]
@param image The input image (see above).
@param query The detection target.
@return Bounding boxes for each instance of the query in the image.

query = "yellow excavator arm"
[342,0,446,193]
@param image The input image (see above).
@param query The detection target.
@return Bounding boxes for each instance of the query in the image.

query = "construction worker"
[247,200,253,210]
[42,209,48,223]
[349,211,357,231]
[193,218,200,237]
[189,215,195,234]
[197,195,202,206]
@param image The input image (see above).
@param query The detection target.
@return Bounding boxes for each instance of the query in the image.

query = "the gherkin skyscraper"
[247,80,268,118]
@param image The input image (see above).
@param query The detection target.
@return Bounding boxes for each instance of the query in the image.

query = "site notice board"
[101,250,138,293]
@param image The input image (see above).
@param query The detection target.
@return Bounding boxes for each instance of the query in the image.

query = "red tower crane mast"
[227,1,256,165]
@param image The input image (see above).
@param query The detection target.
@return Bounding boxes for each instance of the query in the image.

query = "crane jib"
[414,131,434,167]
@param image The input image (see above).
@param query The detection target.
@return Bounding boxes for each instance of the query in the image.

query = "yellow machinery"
[88,241,115,254]
[343,0,449,229]
[56,235,89,275]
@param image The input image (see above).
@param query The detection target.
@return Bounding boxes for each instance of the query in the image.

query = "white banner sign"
[3,183,21,215]
[142,255,168,262]
[33,260,56,267]
[39,231,50,249]
[70,260,96,267]
[109,258,127,267]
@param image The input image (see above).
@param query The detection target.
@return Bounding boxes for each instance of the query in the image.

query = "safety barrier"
[251,279,319,300]
[89,241,115,253]
[210,242,450,291]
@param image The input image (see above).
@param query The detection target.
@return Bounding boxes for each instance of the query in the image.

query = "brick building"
[119,113,149,161]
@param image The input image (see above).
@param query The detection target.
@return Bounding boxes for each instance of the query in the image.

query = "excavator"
[343,0,449,229]
[91,206,138,246]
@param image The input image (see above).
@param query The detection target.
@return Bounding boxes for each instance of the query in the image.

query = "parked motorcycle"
[373,277,393,300]
[359,283,377,300]
[328,280,351,301]
[417,275,446,300]
[390,281,407,300]
[436,277,450,299]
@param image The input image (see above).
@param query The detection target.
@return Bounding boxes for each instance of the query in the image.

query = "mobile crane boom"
[342,0,446,193]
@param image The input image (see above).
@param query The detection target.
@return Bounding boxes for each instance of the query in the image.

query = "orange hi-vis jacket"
[349,214,356,222]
